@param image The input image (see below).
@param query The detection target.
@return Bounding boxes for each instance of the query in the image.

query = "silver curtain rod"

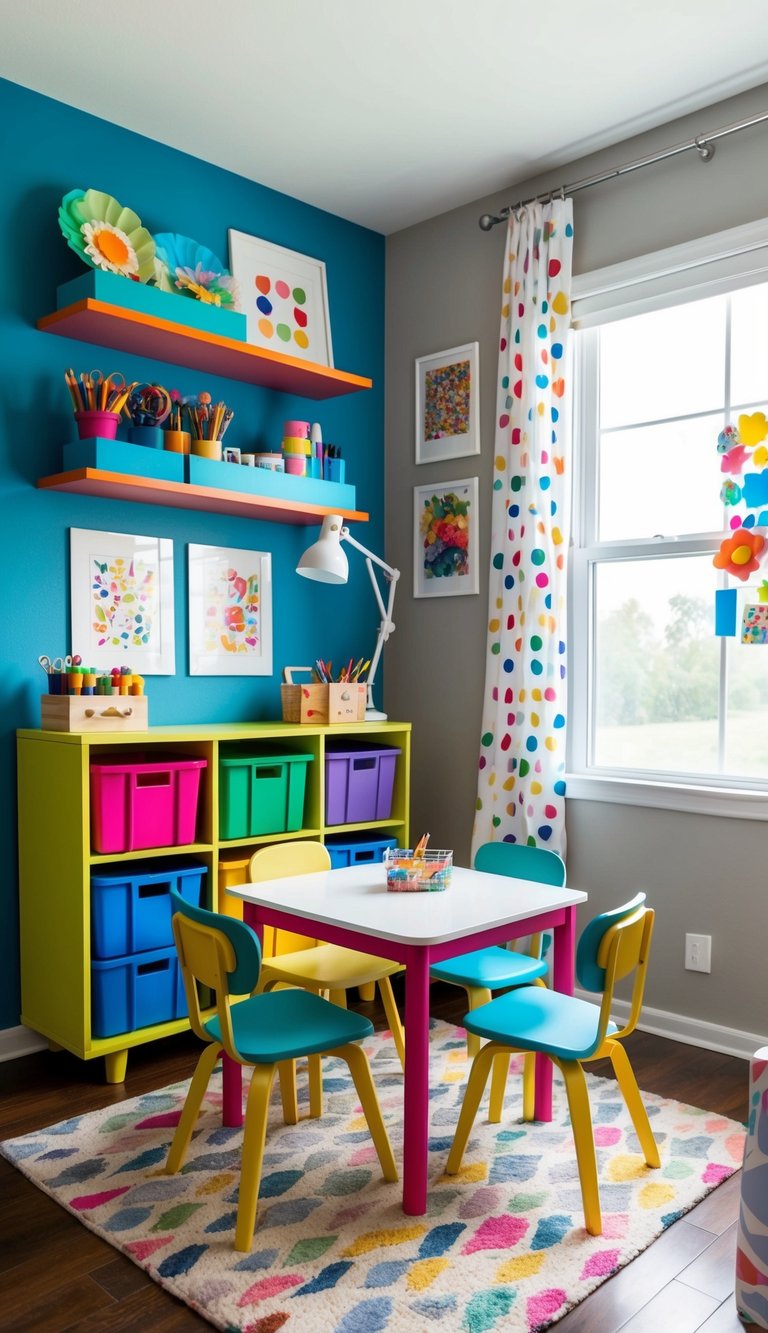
[478,109,768,231]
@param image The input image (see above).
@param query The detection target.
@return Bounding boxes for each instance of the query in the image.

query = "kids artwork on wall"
[228,230,333,366]
[414,342,481,465]
[187,544,273,676]
[70,528,175,674]
[713,412,768,644]
[413,477,479,598]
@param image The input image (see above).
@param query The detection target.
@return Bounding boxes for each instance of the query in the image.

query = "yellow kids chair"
[250,842,405,1118]
[445,893,659,1236]
[430,842,566,1116]
[165,890,397,1252]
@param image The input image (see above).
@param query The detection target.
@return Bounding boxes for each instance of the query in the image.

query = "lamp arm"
[365,561,399,700]
[340,528,398,580]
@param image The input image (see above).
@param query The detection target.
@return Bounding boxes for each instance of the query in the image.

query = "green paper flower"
[58,188,156,283]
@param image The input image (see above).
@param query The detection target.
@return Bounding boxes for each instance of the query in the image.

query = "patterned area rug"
[1,1021,744,1333]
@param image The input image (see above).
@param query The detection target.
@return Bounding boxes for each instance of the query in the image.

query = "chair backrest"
[170,889,262,1061]
[248,841,331,957]
[473,841,566,886]
[576,892,655,1046]
[473,841,566,956]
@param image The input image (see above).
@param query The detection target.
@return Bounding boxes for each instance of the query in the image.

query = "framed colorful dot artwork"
[228,230,333,367]
[415,342,480,465]
[70,527,175,674]
[413,476,480,598]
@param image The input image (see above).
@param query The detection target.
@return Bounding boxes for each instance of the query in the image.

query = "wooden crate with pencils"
[280,667,366,724]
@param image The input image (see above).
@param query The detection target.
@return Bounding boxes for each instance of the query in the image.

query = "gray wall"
[384,82,768,1041]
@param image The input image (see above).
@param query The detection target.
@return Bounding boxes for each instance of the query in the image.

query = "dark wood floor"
[0,983,750,1332]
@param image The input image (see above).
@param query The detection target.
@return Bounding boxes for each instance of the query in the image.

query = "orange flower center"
[94,228,130,266]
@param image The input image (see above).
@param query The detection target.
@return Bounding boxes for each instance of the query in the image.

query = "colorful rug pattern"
[1,1021,745,1332]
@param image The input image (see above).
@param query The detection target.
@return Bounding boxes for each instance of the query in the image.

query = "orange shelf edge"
[36,468,370,526]
[37,301,373,400]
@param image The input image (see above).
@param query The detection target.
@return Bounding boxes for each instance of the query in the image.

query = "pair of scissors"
[38,654,53,676]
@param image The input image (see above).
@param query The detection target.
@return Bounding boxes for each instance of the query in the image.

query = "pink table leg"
[221,902,265,1128]
[534,904,578,1121]
[402,946,431,1215]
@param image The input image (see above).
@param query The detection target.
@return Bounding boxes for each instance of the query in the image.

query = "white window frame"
[567,217,768,819]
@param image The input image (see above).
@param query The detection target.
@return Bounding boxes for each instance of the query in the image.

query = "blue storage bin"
[91,862,206,959]
[325,834,398,869]
[91,946,187,1038]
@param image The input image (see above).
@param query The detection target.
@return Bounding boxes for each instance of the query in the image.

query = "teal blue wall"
[0,78,385,1031]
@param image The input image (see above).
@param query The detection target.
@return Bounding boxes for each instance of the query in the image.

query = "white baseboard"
[0,1024,47,1063]
[582,992,768,1062]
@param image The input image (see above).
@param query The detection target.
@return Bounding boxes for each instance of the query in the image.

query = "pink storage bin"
[90,757,207,854]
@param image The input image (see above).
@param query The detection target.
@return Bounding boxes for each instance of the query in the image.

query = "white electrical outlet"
[685,933,712,973]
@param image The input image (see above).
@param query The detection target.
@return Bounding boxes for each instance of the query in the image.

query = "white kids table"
[226,862,587,1215]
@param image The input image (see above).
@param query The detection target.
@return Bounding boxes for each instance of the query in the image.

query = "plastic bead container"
[384,848,453,893]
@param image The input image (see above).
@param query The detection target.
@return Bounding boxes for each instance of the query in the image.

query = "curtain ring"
[695,134,715,162]
[559,186,566,201]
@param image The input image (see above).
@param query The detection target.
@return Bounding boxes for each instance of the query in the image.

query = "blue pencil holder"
[129,425,164,449]
[325,458,346,483]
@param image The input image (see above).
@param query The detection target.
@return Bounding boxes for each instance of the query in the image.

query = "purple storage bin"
[325,745,400,826]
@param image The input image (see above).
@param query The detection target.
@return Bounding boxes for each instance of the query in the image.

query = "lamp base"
[364,706,388,721]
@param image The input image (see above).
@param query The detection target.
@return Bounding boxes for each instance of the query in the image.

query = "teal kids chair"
[430,842,566,1085]
[165,891,398,1251]
[445,893,659,1236]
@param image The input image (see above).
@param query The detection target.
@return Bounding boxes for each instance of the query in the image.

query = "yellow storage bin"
[217,854,250,920]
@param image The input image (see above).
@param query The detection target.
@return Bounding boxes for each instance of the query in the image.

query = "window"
[569,221,768,813]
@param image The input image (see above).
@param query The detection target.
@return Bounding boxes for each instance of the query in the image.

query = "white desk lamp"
[296,514,399,721]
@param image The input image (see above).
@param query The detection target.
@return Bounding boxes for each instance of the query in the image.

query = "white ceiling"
[2,0,768,233]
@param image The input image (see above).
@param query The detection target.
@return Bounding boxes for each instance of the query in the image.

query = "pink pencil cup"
[75,410,120,440]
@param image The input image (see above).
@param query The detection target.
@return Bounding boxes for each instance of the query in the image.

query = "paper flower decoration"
[153,234,239,309]
[713,528,765,581]
[738,412,768,447]
[717,424,739,454]
[720,444,750,475]
[58,189,155,282]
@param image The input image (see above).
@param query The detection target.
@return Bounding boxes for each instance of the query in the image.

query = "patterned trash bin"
[736,1045,768,1327]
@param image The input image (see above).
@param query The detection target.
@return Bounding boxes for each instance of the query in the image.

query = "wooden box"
[281,682,366,725]
[41,695,149,733]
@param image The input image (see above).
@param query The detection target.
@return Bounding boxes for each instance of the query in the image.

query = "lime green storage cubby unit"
[17,720,411,1083]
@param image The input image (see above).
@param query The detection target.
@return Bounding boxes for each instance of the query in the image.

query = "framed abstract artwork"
[228,230,333,366]
[415,342,480,465]
[188,544,273,676]
[413,477,479,598]
[70,528,175,673]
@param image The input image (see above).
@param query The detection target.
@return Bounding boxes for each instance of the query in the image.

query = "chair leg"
[308,1054,324,1118]
[465,986,492,1059]
[607,1040,661,1169]
[489,1050,510,1123]
[235,1063,278,1252]
[522,1052,537,1121]
[358,982,376,1001]
[277,1060,298,1125]
[378,975,405,1070]
[329,989,347,1008]
[445,1041,498,1174]
[166,1042,221,1174]
[558,1058,602,1236]
[335,1042,398,1182]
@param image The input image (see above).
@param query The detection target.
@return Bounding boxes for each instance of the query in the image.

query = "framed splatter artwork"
[415,342,480,465]
[187,544,273,676]
[413,477,479,598]
[228,230,333,367]
[70,528,175,674]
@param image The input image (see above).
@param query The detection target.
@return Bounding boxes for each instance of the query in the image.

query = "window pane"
[599,414,723,541]
[599,296,726,429]
[726,631,768,779]
[731,283,768,408]
[593,556,719,773]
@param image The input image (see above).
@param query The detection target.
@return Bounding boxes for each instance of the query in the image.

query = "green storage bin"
[219,749,313,840]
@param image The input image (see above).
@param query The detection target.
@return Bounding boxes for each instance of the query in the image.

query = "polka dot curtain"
[472,199,574,858]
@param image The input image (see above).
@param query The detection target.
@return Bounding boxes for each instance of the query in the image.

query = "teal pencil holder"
[129,425,164,449]
[326,458,345,484]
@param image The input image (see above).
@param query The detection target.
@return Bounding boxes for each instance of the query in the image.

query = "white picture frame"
[228,229,333,367]
[188,543,273,676]
[70,528,175,674]
[413,477,480,598]
[415,341,480,465]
